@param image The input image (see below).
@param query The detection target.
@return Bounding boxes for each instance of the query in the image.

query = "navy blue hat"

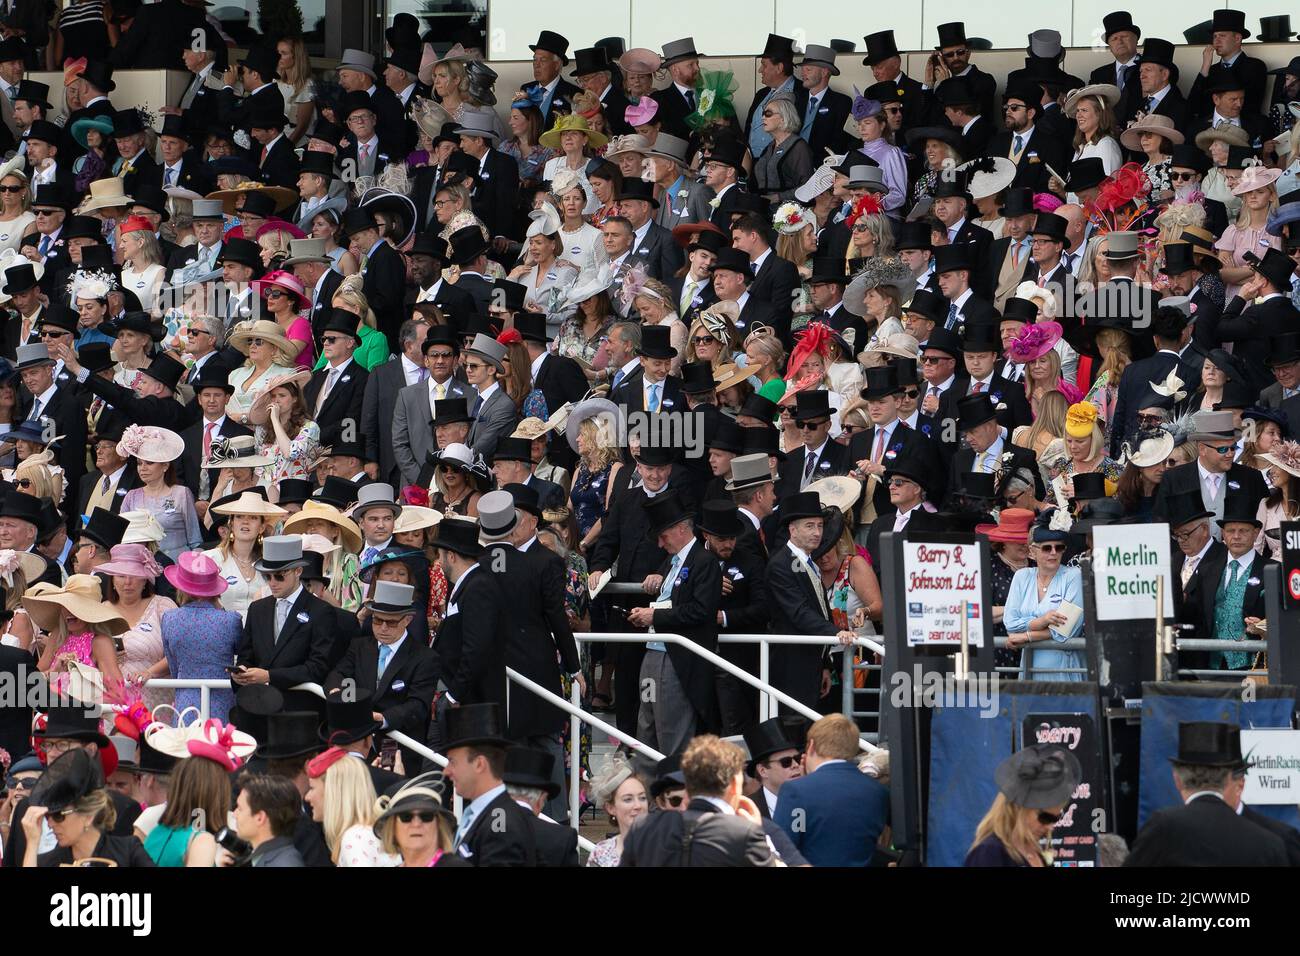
[1031,508,1069,543]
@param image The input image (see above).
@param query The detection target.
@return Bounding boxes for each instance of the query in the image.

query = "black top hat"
[698,500,744,537]
[495,278,529,315]
[952,470,997,501]
[650,752,686,796]
[387,44,422,77]
[78,339,115,377]
[63,215,108,243]
[1161,489,1213,529]
[308,119,345,148]
[740,424,785,461]
[688,230,729,256]
[807,255,849,285]
[570,46,612,78]
[635,443,674,467]
[341,208,379,238]
[444,702,511,749]
[314,475,360,508]
[1102,11,1141,40]
[187,358,235,394]
[405,232,447,260]
[930,171,970,200]
[257,711,322,759]
[738,393,779,424]
[42,303,81,337]
[999,187,1036,219]
[512,314,548,348]
[1267,333,1300,367]
[216,237,262,270]
[615,178,660,209]
[1259,15,1295,42]
[130,183,171,222]
[923,326,963,359]
[956,393,997,431]
[14,79,51,109]
[422,324,461,355]
[1221,146,1258,171]
[430,396,473,427]
[503,745,560,798]
[446,225,490,265]
[337,90,375,123]
[429,515,484,558]
[297,150,336,181]
[1251,248,1296,293]
[1070,471,1108,503]
[278,478,313,506]
[1065,158,1107,194]
[1158,242,1204,277]
[760,33,795,63]
[906,288,948,326]
[778,490,823,527]
[712,247,752,277]
[706,139,745,171]
[744,717,797,775]
[502,482,542,520]
[961,321,1002,353]
[642,490,693,535]
[158,113,191,142]
[699,415,738,455]
[1217,488,1264,529]
[935,21,968,48]
[1203,64,1246,95]
[1001,79,1044,108]
[1210,8,1250,38]
[679,361,717,394]
[861,30,900,65]
[0,489,42,527]
[932,244,974,274]
[890,356,922,386]
[110,107,146,137]
[320,693,384,746]
[320,308,362,345]
[1140,37,1178,76]
[883,450,931,491]
[793,390,832,423]
[1170,720,1247,769]
[491,436,534,466]
[529,30,571,64]
[1029,212,1070,249]
[1213,377,1256,412]
[934,75,976,107]
[33,750,103,814]
[29,181,69,209]
[4,262,38,295]
[638,324,677,359]
[860,365,902,401]
[34,701,110,746]
[240,44,280,81]
[141,354,186,393]
[78,60,115,93]
[136,734,178,775]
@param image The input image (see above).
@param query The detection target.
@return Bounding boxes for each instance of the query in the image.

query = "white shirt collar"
[698,795,735,815]
[669,535,697,566]
[448,561,479,602]
[33,382,57,408]
[947,216,966,240]
[379,630,408,657]
[951,287,973,310]
[401,353,423,382]
[961,115,979,134]
[632,219,652,247]
[751,248,771,272]
[478,380,500,402]
[530,350,546,380]
[277,584,304,607]
[463,783,508,831]
[787,541,813,565]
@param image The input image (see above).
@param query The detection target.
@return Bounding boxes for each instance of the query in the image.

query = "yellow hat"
[1064,402,1099,438]
[539,112,609,150]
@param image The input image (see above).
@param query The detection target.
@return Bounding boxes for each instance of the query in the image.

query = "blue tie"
[362,546,379,565]
[801,95,819,141]
[947,302,958,329]
[648,382,661,412]
[377,643,393,679]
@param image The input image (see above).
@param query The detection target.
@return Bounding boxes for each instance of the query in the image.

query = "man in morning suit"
[1153,411,1267,530]
[503,746,579,866]
[443,704,537,866]
[234,536,339,716]
[1214,249,1300,394]
[776,391,852,499]
[948,393,1043,505]
[340,208,406,354]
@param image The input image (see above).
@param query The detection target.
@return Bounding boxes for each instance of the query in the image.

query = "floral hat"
[1261,439,1300,480]
[1064,401,1100,438]
[116,424,184,464]
[772,201,813,235]
[1006,320,1062,363]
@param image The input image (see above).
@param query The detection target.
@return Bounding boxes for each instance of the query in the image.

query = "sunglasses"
[397,810,437,824]
[1003,104,1027,112]
[797,419,829,430]
[39,329,69,338]
[249,338,267,347]
[322,335,343,345]
[426,351,455,360]
[268,570,294,581]
[265,289,288,299]
[761,110,777,118]
[33,209,58,216]
[463,362,487,371]
[901,388,920,399]
[919,355,951,364]
[887,477,915,488]
[185,327,210,336]
[666,794,685,808]
[4,775,33,790]
[766,755,800,769]
[1037,542,1066,553]
[47,809,75,824]
[15,478,31,489]
[691,335,716,345]
[0,184,24,193]
[1170,171,1198,181]
[1036,810,1063,826]
[942,48,969,58]
[883,106,903,114]
[1204,444,1235,455]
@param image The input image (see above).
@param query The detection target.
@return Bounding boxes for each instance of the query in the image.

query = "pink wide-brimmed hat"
[625,97,659,127]
[96,543,164,580]
[251,269,310,311]
[1006,320,1063,364]
[163,550,230,598]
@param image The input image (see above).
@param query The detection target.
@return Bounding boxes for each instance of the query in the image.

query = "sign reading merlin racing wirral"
[901,539,984,647]
[1090,523,1173,620]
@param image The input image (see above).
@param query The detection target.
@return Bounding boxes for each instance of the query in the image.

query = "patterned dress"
[586,836,622,867]
[570,461,613,540]
[255,420,321,484]
[162,601,243,721]
[118,595,178,712]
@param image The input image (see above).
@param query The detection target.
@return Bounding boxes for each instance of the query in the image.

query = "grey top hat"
[847,165,887,191]
[254,534,309,572]
[453,107,501,142]
[644,133,690,165]
[994,743,1081,809]
[477,489,518,541]
[724,452,777,492]
[800,44,840,75]
[1103,230,1140,260]
[353,482,402,518]
[465,332,507,371]
[661,37,700,66]
[1028,29,1063,59]
[338,48,377,79]
[191,198,225,220]
[1188,409,1243,442]
[283,237,332,266]
[366,580,418,615]
[15,342,55,369]
[1159,295,1193,320]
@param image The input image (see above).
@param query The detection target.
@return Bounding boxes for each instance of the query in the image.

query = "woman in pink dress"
[24,575,130,703]
[98,544,178,711]
[252,270,315,369]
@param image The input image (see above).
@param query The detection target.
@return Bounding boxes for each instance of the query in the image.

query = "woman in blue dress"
[1003,510,1086,681]
[567,400,624,552]
[160,551,243,721]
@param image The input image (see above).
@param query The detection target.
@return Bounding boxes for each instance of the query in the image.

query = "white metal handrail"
[574,632,880,754]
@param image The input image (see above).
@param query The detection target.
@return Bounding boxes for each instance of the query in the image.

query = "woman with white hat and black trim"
[116,425,201,560]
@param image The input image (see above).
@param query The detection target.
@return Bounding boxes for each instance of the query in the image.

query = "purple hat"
[96,543,163,580]
[163,550,230,598]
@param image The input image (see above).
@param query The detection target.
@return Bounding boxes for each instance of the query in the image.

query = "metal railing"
[573,632,881,754]
[144,677,596,854]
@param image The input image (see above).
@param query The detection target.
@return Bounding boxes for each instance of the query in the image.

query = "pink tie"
[872,428,886,464]
[204,421,215,461]
[972,382,984,394]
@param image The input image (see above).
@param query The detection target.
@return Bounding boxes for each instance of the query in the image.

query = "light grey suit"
[654,177,716,231]
[391,377,476,487]
[466,385,519,462]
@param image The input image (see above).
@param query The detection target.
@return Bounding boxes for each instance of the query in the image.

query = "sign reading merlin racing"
[1090,523,1173,620]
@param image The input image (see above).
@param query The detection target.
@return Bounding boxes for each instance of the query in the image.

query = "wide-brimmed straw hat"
[208,181,298,216]
[23,574,129,634]
[1119,113,1185,152]
[95,543,163,580]
[227,319,299,366]
[115,424,184,464]
[393,506,441,536]
[1062,84,1120,117]
[211,490,288,519]
[283,501,363,555]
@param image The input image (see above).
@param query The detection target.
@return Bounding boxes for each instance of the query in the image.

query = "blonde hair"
[1025,348,1062,394]
[744,327,786,375]
[1234,183,1278,229]
[686,314,737,365]
[322,755,379,864]
[277,36,312,95]
[1022,389,1068,451]
[775,227,811,267]
[35,616,118,672]
[970,792,1042,865]
[1094,327,1132,385]
[634,278,675,321]
[258,228,295,263]
[15,451,62,503]
[333,274,378,330]
[578,418,620,472]
[75,788,117,833]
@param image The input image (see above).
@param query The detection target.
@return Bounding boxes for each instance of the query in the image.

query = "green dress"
[312,325,390,371]
[143,822,195,867]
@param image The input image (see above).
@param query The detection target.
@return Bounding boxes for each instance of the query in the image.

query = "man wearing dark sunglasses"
[923,21,996,123]
[744,717,802,819]
[776,391,850,498]
[1154,410,1267,534]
